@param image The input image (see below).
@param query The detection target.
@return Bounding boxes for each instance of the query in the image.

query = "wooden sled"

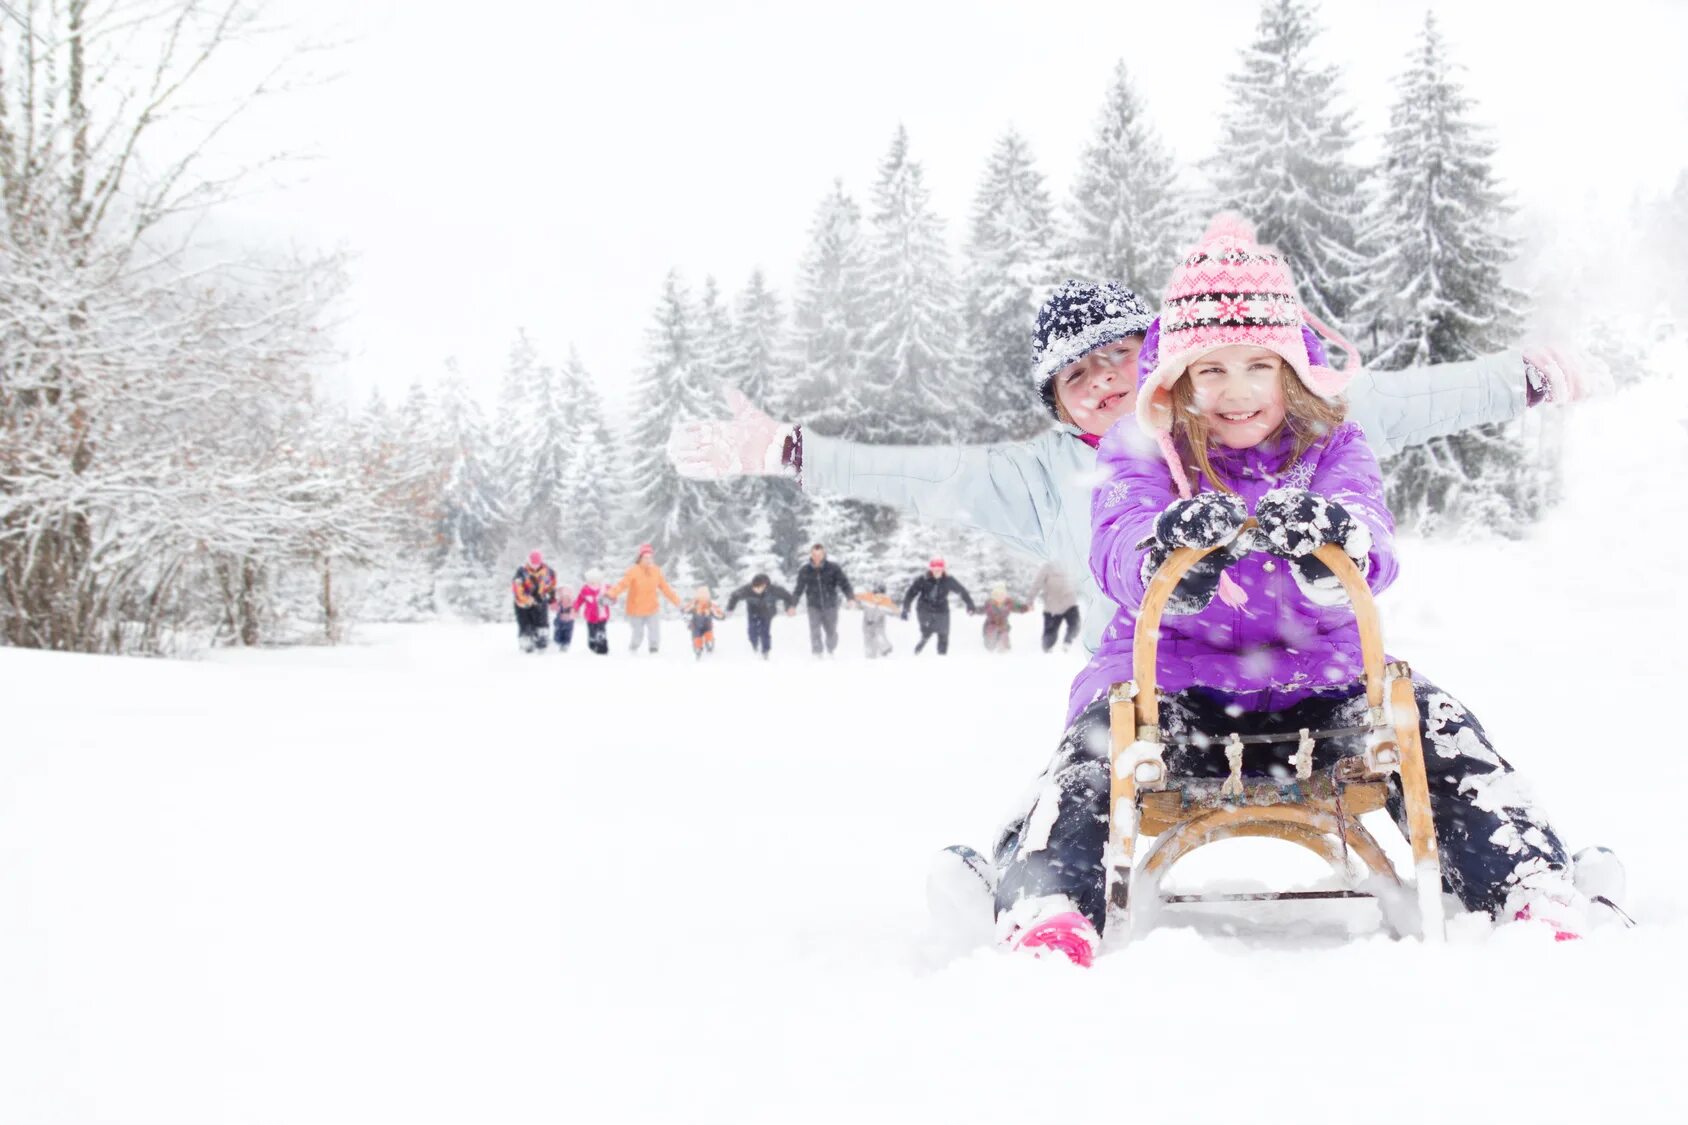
[1102,522,1447,945]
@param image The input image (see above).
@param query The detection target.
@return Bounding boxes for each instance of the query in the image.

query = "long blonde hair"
[1168,361,1347,493]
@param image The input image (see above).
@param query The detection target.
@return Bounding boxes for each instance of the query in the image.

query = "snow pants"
[863,616,892,659]
[553,617,575,650]
[1041,608,1080,652]
[515,603,549,651]
[747,614,773,655]
[983,624,1011,653]
[914,609,950,655]
[628,614,660,653]
[807,606,839,654]
[994,678,1571,933]
[586,621,609,655]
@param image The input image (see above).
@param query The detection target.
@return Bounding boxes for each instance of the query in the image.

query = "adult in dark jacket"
[789,542,855,656]
[726,573,796,659]
[901,557,976,655]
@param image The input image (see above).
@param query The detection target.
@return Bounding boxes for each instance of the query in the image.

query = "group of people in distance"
[510,542,1085,661]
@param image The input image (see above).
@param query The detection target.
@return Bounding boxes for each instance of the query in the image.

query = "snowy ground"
[5,374,1688,1124]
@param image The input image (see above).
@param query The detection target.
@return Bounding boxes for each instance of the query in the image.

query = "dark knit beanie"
[1030,280,1154,419]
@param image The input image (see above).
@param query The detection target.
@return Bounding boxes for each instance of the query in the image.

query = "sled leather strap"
[1220,734,1245,799]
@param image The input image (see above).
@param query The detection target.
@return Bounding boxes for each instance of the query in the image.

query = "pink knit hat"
[528,550,544,567]
[1136,213,1360,437]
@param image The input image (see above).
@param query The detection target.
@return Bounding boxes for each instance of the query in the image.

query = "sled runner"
[1102,522,1446,946]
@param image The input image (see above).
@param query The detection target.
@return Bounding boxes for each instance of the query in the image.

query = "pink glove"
[666,386,794,479]
[1523,344,1613,406]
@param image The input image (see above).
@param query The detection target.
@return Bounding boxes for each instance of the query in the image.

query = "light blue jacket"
[803,350,1527,654]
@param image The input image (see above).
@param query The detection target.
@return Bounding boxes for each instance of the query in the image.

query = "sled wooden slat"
[1138,778,1389,836]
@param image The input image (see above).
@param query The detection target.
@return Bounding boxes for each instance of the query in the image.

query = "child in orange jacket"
[680,586,727,659]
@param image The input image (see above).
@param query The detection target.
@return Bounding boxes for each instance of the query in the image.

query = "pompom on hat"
[1135,213,1362,438]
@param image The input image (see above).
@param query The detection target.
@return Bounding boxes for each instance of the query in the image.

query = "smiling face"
[1184,345,1289,449]
[1051,337,1142,436]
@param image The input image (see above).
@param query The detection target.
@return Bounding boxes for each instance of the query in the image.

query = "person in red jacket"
[573,567,613,655]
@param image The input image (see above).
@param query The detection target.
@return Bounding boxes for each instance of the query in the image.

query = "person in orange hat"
[607,543,682,654]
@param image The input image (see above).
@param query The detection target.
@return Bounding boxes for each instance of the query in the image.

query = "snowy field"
[4,374,1688,1124]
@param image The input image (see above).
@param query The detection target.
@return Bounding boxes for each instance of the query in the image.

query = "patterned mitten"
[1140,493,1248,615]
[1254,487,1371,605]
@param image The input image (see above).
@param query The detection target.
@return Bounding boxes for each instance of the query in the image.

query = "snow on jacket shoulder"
[1071,420,1398,725]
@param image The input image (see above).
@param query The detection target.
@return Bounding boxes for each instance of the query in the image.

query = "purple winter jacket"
[1065,420,1399,726]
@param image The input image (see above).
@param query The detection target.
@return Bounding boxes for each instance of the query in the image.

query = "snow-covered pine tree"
[1065,62,1186,298]
[497,330,572,565]
[965,129,1061,441]
[433,369,506,573]
[722,271,801,579]
[625,272,740,587]
[734,508,785,582]
[491,328,540,554]
[430,370,507,620]
[787,180,873,438]
[1363,12,1536,536]
[557,348,619,575]
[784,181,882,570]
[724,270,785,411]
[862,126,973,446]
[1209,0,1366,332]
[687,277,747,584]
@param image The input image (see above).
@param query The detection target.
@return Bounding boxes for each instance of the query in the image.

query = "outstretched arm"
[666,385,1066,559]
[804,431,1065,557]
[1346,351,1532,460]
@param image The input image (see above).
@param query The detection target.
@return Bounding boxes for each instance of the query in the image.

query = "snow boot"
[1573,846,1635,928]
[925,845,997,950]
[1001,903,1099,968]
[1510,897,1588,942]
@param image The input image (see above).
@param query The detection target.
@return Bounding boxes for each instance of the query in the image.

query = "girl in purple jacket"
[992,216,1595,966]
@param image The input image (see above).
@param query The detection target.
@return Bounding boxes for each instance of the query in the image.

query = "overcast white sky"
[205,0,1688,414]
